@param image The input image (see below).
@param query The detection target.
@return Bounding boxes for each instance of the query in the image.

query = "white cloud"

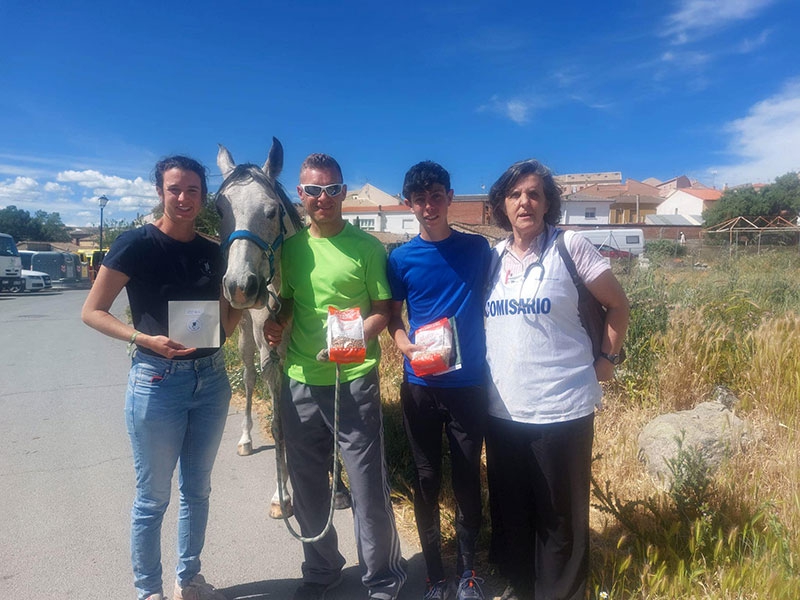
[737,28,773,53]
[0,176,40,202]
[660,49,711,67]
[43,181,69,193]
[710,78,800,186]
[56,169,157,211]
[0,167,159,226]
[663,0,777,43]
[477,94,550,125]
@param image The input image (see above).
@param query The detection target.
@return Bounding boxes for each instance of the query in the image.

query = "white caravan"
[575,228,645,256]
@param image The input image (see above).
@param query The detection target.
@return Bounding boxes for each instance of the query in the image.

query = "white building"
[342,204,417,235]
[560,192,614,225]
[657,188,722,218]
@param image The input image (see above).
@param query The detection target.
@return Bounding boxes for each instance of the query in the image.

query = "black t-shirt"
[103,224,225,359]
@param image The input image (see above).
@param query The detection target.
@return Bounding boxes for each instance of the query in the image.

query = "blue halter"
[220,206,287,284]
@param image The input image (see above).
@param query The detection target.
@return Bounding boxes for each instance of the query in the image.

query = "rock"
[712,385,740,410]
[637,401,754,487]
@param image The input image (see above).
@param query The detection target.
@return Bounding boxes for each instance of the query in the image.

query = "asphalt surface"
[0,289,433,599]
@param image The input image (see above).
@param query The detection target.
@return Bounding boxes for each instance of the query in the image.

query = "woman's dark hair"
[402,160,451,199]
[153,156,208,198]
[487,159,562,231]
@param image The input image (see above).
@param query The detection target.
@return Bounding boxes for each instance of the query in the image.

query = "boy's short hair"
[402,161,451,199]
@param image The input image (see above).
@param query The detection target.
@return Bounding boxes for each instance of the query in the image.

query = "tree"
[0,206,71,242]
[34,210,71,242]
[0,206,32,240]
[703,172,800,227]
[195,195,222,238]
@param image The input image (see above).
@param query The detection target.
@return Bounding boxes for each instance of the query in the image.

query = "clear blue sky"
[1,0,799,227]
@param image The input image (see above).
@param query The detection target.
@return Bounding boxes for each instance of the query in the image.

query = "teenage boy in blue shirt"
[387,161,492,600]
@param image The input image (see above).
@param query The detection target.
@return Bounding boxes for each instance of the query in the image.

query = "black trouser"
[486,413,594,600]
[401,381,487,581]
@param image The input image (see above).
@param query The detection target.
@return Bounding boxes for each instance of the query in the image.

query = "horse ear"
[217,144,236,179]
[263,137,284,179]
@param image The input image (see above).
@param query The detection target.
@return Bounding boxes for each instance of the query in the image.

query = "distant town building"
[554,172,622,195]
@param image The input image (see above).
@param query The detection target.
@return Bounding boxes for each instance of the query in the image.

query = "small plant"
[664,434,713,524]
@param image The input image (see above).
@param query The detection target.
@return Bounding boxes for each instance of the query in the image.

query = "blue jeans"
[125,349,231,600]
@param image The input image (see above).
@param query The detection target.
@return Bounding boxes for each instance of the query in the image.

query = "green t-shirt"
[280,222,391,385]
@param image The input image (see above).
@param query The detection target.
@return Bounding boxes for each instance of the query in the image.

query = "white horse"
[215,138,349,519]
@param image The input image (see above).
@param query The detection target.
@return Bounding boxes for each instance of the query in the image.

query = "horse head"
[216,137,303,309]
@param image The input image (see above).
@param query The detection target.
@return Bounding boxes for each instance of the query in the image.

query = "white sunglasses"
[300,183,344,198]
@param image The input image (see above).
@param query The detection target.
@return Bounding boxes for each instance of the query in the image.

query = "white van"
[575,228,645,256]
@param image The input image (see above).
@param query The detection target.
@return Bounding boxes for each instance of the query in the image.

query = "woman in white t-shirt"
[483,159,629,600]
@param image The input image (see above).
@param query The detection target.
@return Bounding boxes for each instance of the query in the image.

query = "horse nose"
[225,273,260,308]
[244,273,259,298]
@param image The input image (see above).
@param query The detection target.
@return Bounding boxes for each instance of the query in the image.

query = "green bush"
[645,239,687,259]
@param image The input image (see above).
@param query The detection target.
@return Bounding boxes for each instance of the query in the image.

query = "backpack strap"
[555,229,584,290]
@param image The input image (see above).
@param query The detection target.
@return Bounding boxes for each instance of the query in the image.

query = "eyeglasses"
[300,183,344,198]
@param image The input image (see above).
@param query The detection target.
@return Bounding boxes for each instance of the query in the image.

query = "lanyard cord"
[271,351,341,543]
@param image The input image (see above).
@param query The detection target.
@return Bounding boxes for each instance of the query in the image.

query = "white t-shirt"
[484,227,610,424]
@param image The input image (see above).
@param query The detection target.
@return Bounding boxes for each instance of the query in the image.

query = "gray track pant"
[280,369,407,598]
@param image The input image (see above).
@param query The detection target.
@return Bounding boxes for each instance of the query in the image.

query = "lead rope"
[269,293,341,543]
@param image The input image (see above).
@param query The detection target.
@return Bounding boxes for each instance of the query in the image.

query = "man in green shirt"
[265,153,406,600]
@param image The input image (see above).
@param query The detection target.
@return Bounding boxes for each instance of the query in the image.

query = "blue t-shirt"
[103,224,225,359]
[387,230,492,387]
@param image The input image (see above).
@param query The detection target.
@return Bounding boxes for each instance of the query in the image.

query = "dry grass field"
[227,242,800,599]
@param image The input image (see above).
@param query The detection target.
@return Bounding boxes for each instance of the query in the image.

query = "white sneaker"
[144,595,164,600]
[174,574,226,600]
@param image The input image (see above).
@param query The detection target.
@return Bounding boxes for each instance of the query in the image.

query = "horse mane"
[274,180,305,233]
[218,163,305,234]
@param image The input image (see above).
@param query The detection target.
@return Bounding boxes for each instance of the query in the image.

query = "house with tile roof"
[560,192,614,224]
[343,183,403,208]
[569,179,662,224]
[657,188,722,220]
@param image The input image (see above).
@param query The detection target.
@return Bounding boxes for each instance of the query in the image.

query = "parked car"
[21,269,53,292]
[594,244,633,260]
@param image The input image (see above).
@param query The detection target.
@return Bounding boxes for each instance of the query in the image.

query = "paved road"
[0,289,428,599]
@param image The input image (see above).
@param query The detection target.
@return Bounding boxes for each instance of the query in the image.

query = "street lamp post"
[98,195,109,253]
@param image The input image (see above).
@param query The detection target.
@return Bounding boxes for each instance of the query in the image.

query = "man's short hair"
[300,153,343,181]
[402,161,451,199]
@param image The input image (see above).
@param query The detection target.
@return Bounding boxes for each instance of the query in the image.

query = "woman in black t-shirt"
[82,156,241,600]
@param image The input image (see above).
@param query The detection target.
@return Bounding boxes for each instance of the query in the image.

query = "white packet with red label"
[326,306,366,364]
[410,317,457,377]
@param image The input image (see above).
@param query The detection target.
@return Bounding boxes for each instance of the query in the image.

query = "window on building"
[585,207,596,219]
[359,218,375,231]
